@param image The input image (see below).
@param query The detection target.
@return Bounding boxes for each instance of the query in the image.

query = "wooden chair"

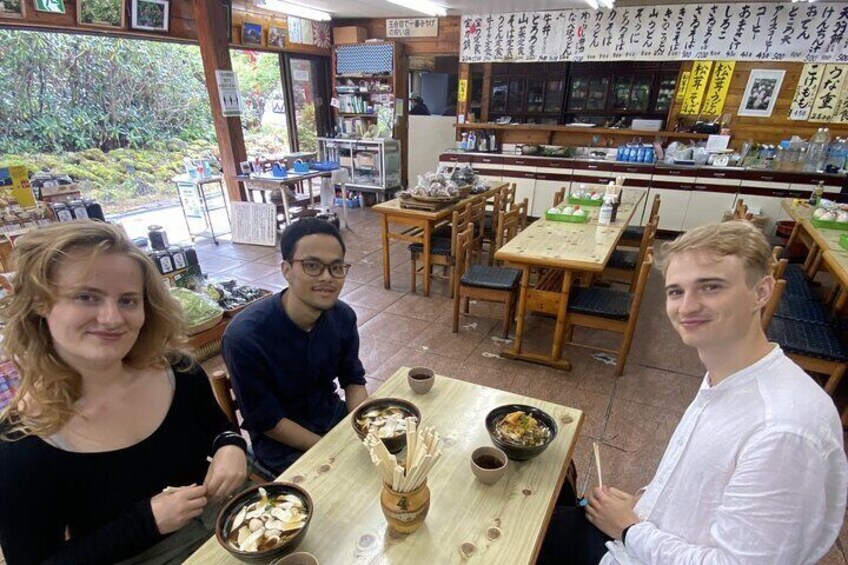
[493,198,528,260]
[482,183,517,265]
[619,194,661,248]
[410,203,472,297]
[469,195,488,261]
[553,186,567,207]
[453,212,523,339]
[732,199,754,221]
[603,216,658,287]
[207,370,276,482]
[562,250,655,376]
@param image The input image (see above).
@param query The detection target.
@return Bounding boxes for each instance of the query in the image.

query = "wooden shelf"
[454,123,709,140]
[337,112,379,117]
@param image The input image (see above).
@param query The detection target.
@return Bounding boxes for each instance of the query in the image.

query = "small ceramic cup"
[270,552,319,565]
[470,446,508,485]
[407,367,435,394]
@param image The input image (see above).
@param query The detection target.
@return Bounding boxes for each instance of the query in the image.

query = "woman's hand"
[150,484,208,535]
[203,445,248,503]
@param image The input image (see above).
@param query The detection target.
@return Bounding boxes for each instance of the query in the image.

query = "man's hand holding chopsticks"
[585,486,640,540]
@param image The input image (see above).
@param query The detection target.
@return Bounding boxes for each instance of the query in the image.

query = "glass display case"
[317,138,402,197]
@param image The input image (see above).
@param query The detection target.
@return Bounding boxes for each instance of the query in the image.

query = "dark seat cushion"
[775,295,832,326]
[567,286,632,320]
[782,264,816,299]
[409,236,452,256]
[767,317,848,362]
[607,249,639,270]
[621,225,644,241]
[461,265,521,290]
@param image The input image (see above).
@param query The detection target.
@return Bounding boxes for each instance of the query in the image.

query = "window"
[287,55,330,153]
[231,49,291,156]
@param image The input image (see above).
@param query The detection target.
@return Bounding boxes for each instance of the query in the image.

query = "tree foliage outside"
[0,31,307,213]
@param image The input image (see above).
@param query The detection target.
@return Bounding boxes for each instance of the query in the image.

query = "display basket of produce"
[399,192,460,211]
[545,206,591,223]
[568,194,604,207]
[811,207,848,231]
[204,279,274,318]
[170,287,225,335]
[811,217,848,231]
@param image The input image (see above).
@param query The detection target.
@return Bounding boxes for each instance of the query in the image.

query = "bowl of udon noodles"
[351,397,421,454]
[485,404,557,461]
[216,483,313,563]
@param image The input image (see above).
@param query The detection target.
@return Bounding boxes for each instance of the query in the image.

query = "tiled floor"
[2,207,843,565]
[188,206,848,563]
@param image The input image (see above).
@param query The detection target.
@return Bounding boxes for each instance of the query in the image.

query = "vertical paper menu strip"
[675,72,690,102]
[789,64,824,121]
[700,61,736,116]
[680,61,714,115]
[832,77,848,124]
[809,64,848,123]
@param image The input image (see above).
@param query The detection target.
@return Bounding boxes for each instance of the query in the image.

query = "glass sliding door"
[231,49,291,156]
[286,55,330,153]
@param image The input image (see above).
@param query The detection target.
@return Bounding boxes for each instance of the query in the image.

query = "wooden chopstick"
[593,441,604,488]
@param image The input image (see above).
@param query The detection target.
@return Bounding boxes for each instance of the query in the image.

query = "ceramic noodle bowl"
[352,398,421,454]
[485,404,558,461]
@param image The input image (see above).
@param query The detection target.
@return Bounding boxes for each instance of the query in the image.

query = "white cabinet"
[501,165,537,211]
[682,190,737,230]
[648,188,691,232]
[533,178,568,217]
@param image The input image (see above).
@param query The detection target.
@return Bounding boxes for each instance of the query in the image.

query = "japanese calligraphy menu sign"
[809,64,848,122]
[680,61,713,115]
[461,3,848,63]
[701,61,735,116]
[789,64,825,120]
[387,18,439,38]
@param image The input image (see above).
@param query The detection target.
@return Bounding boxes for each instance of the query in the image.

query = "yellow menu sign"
[680,61,714,116]
[675,72,690,102]
[700,61,735,116]
[458,79,468,103]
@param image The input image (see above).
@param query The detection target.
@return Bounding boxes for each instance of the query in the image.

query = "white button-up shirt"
[601,346,848,565]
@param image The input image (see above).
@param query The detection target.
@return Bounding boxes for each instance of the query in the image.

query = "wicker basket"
[187,312,224,335]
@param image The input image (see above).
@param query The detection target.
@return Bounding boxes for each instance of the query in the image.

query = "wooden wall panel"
[668,61,848,148]
[0,0,330,56]
[332,16,459,55]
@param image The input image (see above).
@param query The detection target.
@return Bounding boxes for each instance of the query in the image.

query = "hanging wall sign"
[832,78,848,124]
[789,64,825,120]
[458,79,468,102]
[387,18,439,38]
[680,61,713,115]
[809,64,848,122]
[215,70,243,117]
[700,61,735,116]
[675,72,690,102]
[460,3,848,64]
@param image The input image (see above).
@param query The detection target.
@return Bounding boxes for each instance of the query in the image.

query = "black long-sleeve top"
[0,362,240,565]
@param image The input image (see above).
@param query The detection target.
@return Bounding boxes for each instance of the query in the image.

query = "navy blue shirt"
[221,291,366,471]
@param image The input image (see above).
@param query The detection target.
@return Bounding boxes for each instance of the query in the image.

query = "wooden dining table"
[185,366,583,565]
[372,183,506,296]
[495,189,647,371]
[781,198,848,280]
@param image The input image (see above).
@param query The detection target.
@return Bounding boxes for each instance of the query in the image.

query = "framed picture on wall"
[35,0,66,14]
[130,0,169,32]
[738,70,786,118]
[222,0,232,42]
[0,0,25,19]
[242,22,263,45]
[78,0,126,29]
[268,26,286,49]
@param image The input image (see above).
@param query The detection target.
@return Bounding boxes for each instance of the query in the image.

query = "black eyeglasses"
[289,259,351,279]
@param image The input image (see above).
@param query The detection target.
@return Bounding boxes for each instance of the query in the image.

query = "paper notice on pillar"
[330,97,340,109]
[700,61,735,116]
[215,70,243,117]
[808,64,848,123]
[676,71,690,101]
[680,61,713,115]
[789,64,824,121]
[831,76,848,124]
[231,202,277,247]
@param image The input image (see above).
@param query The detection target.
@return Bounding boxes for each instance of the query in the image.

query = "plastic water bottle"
[807,128,832,172]
[599,195,614,225]
[617,146,626,162]
[825,137,848,172]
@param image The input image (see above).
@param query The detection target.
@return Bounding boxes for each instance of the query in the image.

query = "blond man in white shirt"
[542,221,847,564]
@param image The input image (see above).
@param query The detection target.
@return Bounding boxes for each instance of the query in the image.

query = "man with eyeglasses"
[222,218,368,474]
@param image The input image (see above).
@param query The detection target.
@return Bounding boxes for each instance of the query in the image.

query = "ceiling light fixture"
[384,0,447,17]
[258,0,332,21]
[584,0,599,9]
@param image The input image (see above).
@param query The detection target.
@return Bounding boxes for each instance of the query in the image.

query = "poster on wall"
[738,69,785,118]
[130,0,169,33]
[215,70,244,117]
[387,18,439,38]
[789,64,825,121]
[268,26,286,48]
[809,64,848,122]
[680,61,713,115]
[700,61,735,116]
[460,3,848,64]
[0,0,25,18]
[78,0,125,29]
[35,0,65,14]
[288,16,303,44]
[313,22,331,49]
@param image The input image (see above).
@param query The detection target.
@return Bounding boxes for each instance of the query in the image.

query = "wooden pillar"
[192,0,247,201]
[456,63,470,141]
[480,63,492,123]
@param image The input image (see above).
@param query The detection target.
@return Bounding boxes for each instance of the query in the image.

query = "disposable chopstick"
[593,441,604,488]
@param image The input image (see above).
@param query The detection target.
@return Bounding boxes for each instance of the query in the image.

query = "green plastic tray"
[568,196,603,207]
[545,211,591,223]
[840,234,848,251]
[811,217,848,231]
